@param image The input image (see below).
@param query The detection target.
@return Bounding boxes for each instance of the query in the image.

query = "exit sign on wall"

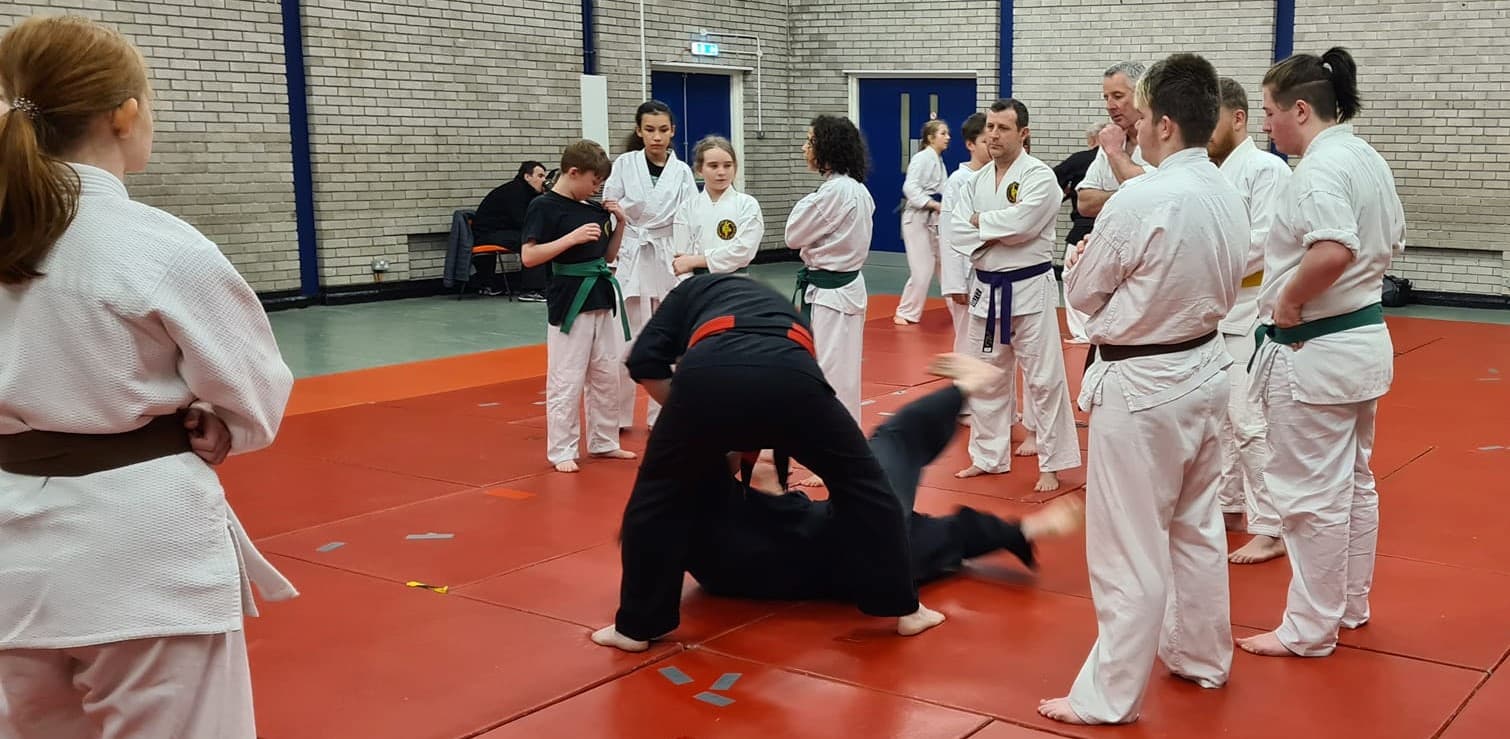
[691,41,719,57]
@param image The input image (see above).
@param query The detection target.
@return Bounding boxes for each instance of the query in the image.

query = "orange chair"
[459,216,515,301]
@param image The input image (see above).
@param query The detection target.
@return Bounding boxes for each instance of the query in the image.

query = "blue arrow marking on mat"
[658,666,693,685]
[710,673,741,691]
[695,691,734,707]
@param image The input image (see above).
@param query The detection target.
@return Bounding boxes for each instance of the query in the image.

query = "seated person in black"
[591,274,947,653]
[687,356,1085,603]
[520,141,635,473]
[473,160,547,298]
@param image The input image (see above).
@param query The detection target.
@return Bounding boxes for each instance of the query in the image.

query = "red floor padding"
[233,309,1510,738]
[479,649,991,739]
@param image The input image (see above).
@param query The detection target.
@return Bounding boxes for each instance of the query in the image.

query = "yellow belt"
[1241,271,1264,289]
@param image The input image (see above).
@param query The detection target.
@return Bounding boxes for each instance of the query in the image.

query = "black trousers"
[614,362,920,641]
[471,253,547,292]
[848,385,1034,585]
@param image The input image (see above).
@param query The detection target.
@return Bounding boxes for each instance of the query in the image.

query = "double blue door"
[856,78,978,253]
[650,71,732,168]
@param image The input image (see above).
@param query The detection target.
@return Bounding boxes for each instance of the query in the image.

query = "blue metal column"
[280,0,320,299]
[999,0,1013,98]
[582,0,598,74]
[1270,0,1296,157]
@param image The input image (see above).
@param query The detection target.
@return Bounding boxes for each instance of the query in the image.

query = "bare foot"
[1033,471,1061,492]
[1237,631,1298,657]
[796,474,825,488]
[590,625,649,653]
[591,449,638,461]
[554,460,580,473]
[1229,535,1286,564]
[1037,697,1091,724]
[1022,497,1085,540]
[955,465,993,479]
[1014,434,1038,457]
[926,352,1006,397]
[897,604,945,636]
[1223,511,1246,532]
[893,316,912,326]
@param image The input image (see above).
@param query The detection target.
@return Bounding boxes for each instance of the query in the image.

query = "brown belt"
[0,412,192,477]
[1089,330,1220,365]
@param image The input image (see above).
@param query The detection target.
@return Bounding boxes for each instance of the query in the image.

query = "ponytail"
[1321,47,1361,122]
[0,106,80,283]
[1,16,149,286]
[1263,45,1362,123]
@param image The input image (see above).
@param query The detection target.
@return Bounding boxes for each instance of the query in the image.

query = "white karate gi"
[1063,148,1247,724]
[786,173,873,422]
[679,188,764,278]
[0,164,295,737]
[1067,144,1153,342]
[1216,137,1291,536]
[896,148,948,322]
[546,309,628,465]
[603,149,698,428]
[938,162,981,353]
[948,153,1080,474]
[1250,124,1405,656]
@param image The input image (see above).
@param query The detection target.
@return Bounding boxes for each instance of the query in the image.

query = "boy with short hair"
[521,140,638,473]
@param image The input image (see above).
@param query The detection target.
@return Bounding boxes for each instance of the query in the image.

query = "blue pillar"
[999,0,1013,98]
[280,0,320,299]
[1270,0,1296,157]
[582,0,598,74]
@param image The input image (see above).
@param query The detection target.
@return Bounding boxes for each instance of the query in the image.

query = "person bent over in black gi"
[592,273,945,652]
[687,353,1085,604]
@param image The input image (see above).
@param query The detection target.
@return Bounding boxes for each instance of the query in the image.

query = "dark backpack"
[1382,274,1412,307]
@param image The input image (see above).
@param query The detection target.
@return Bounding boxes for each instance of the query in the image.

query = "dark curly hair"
[808,115,869,183]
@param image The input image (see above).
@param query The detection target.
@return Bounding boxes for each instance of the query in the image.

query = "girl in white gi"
[894,119,949,325]
[946,99,1081,493]
[1206,77,1293,565]
[787,115,874,426]
[1040,54,1247,726]
[0,16,295,737]
[671,136,763,279]
[1238,48,1404,659]
[604,100,698,430]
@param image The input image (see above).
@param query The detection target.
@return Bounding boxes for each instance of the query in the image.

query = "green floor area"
[268,252,1510,378]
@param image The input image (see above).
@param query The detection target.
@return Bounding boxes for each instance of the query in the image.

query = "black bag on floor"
[1382,274,1412,307]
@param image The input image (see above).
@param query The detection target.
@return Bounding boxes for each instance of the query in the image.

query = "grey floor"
[268,251,1510,378]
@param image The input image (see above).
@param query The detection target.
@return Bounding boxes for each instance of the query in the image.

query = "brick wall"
[1295,0,1510,296]
[1014,0,1275,256]
[3,1,301,292]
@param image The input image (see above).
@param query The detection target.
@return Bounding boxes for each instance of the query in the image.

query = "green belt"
[1250,302,1384,370]
[552,258,630,340]
[791,267,860,320]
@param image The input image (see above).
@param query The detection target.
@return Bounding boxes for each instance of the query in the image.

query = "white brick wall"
[10,1,1507,297]
[3,1,301,292]
[1296,0,1510,296]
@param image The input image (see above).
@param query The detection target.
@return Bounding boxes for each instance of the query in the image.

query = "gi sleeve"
[1065,196,1143,316]
[706,196,764,274]
[150,240,293,455]
[977,165,1060,247]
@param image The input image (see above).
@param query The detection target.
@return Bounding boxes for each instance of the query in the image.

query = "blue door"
[856,78,978,253]
[651,71,733,169]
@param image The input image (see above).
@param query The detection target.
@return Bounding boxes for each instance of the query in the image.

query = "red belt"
[687,315,816,358]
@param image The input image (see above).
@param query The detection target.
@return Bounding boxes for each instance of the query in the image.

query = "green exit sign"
[691,41,719,57]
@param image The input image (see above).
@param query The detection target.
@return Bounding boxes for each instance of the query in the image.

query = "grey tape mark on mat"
[478,402,501,407]
[316,542,345,552]
[710,673,741,691]
[695,692,734,707]
[658,666,693,685]
[405,533,455,540]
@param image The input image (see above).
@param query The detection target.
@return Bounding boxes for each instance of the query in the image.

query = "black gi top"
[625,274,825,383]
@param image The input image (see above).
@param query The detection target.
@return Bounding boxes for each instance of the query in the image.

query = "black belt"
[1087,330,1220,366]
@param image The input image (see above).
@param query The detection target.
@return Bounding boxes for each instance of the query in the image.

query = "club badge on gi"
[1006,182,1021,204]
[716,219,737,240]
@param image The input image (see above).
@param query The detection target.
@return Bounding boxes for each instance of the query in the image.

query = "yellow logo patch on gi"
[716,219,738,240]
[1006,182,1021,204]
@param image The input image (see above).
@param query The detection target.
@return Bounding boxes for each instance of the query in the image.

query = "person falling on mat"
[592,273,947,652]
[679,354,1084,606]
